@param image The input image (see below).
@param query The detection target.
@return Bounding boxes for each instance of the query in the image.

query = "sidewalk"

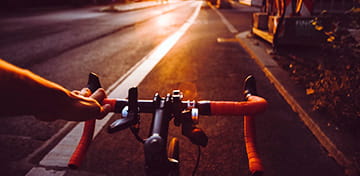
[228,0,261,12]
[235,31,360,176]
[99,0,178,12]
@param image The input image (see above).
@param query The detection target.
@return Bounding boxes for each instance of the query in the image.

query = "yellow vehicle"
[242,0,354,46]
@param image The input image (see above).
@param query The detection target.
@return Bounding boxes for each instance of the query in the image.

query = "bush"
[310,8,360,122]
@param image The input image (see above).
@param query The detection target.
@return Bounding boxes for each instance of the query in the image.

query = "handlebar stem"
[144,92,173,175]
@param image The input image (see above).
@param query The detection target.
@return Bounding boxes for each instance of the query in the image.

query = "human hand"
[35,88,111,122]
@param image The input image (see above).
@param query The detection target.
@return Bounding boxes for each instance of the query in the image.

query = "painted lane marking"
[209,3,238,34]
[25,1,202,175]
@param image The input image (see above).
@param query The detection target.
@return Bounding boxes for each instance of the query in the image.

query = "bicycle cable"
[192,145,201,176]
[130,125,145,143]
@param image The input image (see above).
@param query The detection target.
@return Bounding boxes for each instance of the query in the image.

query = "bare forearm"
[0,59,70,116]
[0,59,110,121]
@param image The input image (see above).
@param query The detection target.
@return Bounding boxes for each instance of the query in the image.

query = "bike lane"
[66,2,344,176]
[2,1,198,176]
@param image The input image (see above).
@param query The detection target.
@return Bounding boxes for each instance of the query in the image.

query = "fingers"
[67,88,110,121]
[90,88,110,119]
[72,88,91,96]
[72,90,81,95]
[80,88,91,97]
[98,104,112,119]
[74,88,105,101]
[90,88,107,103]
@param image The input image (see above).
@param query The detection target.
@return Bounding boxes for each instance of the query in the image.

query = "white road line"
[26,167,66,176]
[25,1,202,175]
[209,3,239,34]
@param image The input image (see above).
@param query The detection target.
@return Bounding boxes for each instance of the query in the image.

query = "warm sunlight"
[156,14,173,27]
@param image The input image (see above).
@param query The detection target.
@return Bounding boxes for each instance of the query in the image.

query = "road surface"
[0,1,344,175]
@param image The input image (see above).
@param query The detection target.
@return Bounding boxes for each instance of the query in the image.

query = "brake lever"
[244,75,257,99]
[88,72,102,93]
[181,110,208,147]
[108,87,139,133]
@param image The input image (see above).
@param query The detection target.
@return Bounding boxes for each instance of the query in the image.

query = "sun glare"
[156,14,173,27]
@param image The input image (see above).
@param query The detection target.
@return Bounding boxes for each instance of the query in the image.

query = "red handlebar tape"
[244,115,264,175]
[209,96,267,115]
[68,95,266,169]
[68,119,95,169]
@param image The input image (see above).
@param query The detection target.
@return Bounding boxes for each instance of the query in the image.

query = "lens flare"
[178,82,197,100]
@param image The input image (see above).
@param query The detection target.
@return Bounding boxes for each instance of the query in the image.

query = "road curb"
[236,31,358,176]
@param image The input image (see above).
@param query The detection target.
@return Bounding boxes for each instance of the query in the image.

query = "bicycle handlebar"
[102,96,267,116]
[68,73,99,169]
[205,96,267,116]
[68,120,95,169]
[68,74,266,175]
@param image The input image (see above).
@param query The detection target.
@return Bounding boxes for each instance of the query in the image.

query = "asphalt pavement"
[0,1,358,175]
[231,7,359,176]
[111,1,360,175]
[63,2,343,175]
[236,31,358,176]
